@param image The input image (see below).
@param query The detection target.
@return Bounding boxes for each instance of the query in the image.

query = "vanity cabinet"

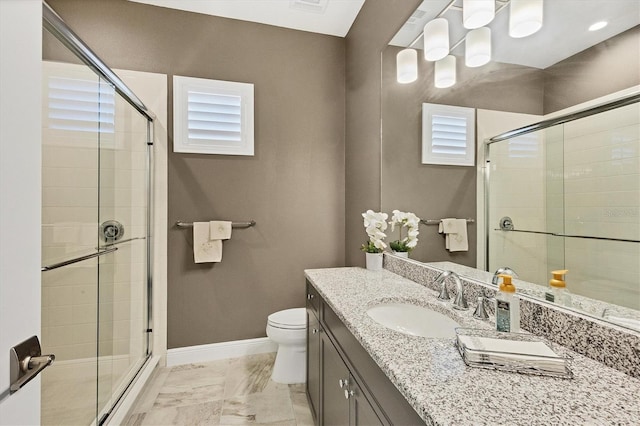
[306,280,424,426]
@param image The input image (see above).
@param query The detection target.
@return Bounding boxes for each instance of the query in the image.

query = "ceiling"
[390,0,640,69]
[128,0,366,37]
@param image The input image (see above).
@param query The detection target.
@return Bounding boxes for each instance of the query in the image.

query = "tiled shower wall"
[41,61,147,362]
[489,101,640,310]
[562,103,639,309]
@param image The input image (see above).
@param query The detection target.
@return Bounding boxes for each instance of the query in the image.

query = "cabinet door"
[307,309,321,424]
[348,374,383,426]
[321,333,350,426]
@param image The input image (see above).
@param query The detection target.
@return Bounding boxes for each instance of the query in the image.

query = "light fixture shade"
[509,0,543,38]
[463,0,495,29]
[396,48,418,84]
[424,18,450,61]
[465,27,491,68]
[435,55,456,88]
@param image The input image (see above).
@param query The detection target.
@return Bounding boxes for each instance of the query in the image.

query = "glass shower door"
[41,61,104,426]
[96,85,150,421]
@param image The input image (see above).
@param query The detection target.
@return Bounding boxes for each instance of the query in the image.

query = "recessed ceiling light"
[588,21,608,31]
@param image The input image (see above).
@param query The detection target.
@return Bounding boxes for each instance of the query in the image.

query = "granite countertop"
[304,267,640,426]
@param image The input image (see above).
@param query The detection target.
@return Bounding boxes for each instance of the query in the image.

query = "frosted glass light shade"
[424,18,450,61]
[463,0,495,29]
[465,27,491,68]
[509,0,543,38]
[396,49,418,83]
[435,55,456,88]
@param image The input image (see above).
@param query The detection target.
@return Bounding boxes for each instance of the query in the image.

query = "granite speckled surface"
[385,255,640,378]
[304,267,640,425]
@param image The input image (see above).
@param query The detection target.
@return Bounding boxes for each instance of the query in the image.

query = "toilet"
[266,307,307,384]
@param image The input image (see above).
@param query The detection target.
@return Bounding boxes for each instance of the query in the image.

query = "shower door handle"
[9,336,55,394]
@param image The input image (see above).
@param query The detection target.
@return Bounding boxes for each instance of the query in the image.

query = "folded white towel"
[194,222,223,263]
[458,335,565,373]
[439,218,468,252]
[209,221,232,240]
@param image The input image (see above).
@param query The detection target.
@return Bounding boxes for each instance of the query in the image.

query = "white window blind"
[47,77,115,133]
[174,76,254,155]
[187,91,242,142]
[422,103,475,166]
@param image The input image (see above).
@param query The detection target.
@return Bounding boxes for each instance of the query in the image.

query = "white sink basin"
[366,303,460,338]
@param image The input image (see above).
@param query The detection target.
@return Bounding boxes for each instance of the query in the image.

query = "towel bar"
[421,218,475,226]
[175,220,256,229]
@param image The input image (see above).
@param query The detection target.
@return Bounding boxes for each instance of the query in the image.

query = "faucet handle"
[473,296,489,320]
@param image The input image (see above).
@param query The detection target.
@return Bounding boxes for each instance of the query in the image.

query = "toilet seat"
[267,308,306,330]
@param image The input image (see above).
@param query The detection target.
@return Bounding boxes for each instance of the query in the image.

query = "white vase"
[393,251,409,258]
[365,252,383,271]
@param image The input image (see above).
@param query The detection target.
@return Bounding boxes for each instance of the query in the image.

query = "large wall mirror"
[381,0,639,330]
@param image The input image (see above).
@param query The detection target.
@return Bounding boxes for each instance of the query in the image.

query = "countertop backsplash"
[383,253,640,378]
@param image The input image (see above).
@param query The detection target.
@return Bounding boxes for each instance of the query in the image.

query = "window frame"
[173,75,254,156]
[422,103,476,166]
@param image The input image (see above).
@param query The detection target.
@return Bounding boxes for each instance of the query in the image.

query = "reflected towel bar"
[175,220,256,229]
[421,218,475,226]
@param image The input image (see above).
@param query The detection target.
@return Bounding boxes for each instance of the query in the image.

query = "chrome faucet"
[491,267,518,285]
[434,271,468,311]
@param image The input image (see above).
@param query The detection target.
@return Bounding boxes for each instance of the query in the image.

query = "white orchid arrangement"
[388,210,420,252]
[361,210,388,253]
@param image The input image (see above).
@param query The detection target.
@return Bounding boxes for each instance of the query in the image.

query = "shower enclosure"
[486,95,640,312]
[40,3,154,425]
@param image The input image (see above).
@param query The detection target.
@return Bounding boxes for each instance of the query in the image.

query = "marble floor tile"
[224,353,276,398]
[289,385,315,426]
[142,400,222,426]
[123,352,314,426]
[220,385,294,425]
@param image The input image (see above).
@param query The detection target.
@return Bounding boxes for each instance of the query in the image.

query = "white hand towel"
[193,222,223,263]
[209,221,232,240]
[439,218,468,252]
[448,218,468,252]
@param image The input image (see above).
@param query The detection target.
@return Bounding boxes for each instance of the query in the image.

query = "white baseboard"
[166,337,277,367]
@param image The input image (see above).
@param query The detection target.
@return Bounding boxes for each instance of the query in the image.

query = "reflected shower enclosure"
[487,100,640,311]
[41,4,153,425]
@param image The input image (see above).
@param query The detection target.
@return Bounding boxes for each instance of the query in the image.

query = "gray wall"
[47,0,346,349]
[344,0,422,267]
[544,26,640,114]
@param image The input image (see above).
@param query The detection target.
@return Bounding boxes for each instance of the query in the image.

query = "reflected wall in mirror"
[381,0,640,326]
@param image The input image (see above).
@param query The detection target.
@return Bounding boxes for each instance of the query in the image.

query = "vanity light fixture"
[463,0,495,29]
[465,27,492,67]
[424,18,450,61]
[396,48,418,84]
[435,55,457,88]
[509,0,543,38]
[588,21,608,31]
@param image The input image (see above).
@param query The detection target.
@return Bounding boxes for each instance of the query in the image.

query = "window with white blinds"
[173,76,254,155]
[47,76,115,133]
[422,103,475,166]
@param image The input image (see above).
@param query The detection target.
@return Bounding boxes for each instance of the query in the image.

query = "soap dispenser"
[545,269,572,307]
[495,274,520,333]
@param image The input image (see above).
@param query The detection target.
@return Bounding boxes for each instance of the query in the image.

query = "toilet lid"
[268,308,306,329]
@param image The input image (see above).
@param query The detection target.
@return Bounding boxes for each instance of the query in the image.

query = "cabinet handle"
[312,328,318,334]
[307,293,314,300]
[344,389,355,399]
[338,378,349,389]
